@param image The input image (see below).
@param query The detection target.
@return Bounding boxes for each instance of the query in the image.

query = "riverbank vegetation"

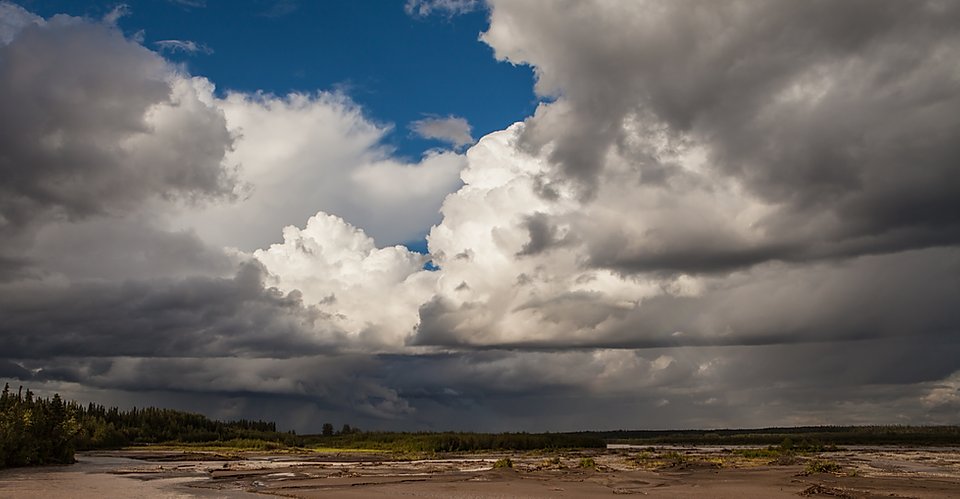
[0,385,76,467]
[598,426,960,447]
[0,384,290,468]
[3,385,959,469]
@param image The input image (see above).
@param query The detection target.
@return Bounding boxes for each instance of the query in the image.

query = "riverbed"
[2,446,959,498]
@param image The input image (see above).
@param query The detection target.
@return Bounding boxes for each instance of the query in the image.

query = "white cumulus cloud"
[166,90,465,249]
[253,212,436,349]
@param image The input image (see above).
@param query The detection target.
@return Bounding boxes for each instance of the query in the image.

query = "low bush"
[804,459,842,474]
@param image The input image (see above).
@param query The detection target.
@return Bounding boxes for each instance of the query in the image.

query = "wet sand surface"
[0,454,260,498]
[2,446,959,498]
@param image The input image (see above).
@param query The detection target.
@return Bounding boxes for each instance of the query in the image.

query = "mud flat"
[2,446,959,498]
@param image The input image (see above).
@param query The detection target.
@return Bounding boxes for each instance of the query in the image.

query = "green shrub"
[493,457,513,469]
[579,457,596,469]
[805,459,842,474]
[661,451,686,466]
[735,448,782,459]
[780,437,794,451]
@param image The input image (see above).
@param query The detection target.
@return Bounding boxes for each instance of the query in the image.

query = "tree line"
[1,384,606,468]
[303,430,606,453]
[599,425,960,446]
[0,385,76,467]
[8,384,954,470]
[0,384,293,468]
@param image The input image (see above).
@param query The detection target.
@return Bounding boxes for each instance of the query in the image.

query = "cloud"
[1,6,456,261]
[0,1,43,44]
[2,1,959,432]
[27,216,237,281]
[923,371,960,411]
[165,90,465,249]
[405,0,483,18]
[0,2,456,431]
[154,39,213,55]
[167,0,206,8]
[260,0,299,18]
[413,125,960,350]
[253,212,435,348]
[410,115,474,149]
[102,4,130,25]
[0,6,448,362]
[0,210,434,427]
[480,0,960,271]
[20,332,960,432]
[12,355,418,428]
[0,261,335,360]
[0,16,238,235]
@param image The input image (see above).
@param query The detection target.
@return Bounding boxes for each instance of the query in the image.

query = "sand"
[2,446,959,498]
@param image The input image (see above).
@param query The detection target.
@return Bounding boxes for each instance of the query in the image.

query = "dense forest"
[0,385,603,468]
[302,430,607,453]
[597,426,960,447]
[3,385,959,470]
[0,385,76,467]
[0,384,292,468]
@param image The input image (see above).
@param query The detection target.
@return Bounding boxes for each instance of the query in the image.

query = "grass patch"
[542,456,563,468]
[579,457,596,469]
[493,457,513,469]
[134,438,298,452]
[804,459,842,474]
[308,447,383,453]
[661,451,686,467]
[734,448,783,459]
[303,431,605,454]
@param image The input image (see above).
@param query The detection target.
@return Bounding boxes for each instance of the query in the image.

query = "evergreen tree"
[1,384,298,469]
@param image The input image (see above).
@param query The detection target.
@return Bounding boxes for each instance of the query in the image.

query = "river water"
[0,455,259,498]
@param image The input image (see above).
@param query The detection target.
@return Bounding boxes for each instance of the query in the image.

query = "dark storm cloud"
[583,223,960,276]
[415,247,960,349]
[2,0,959,433]
[8,354,417,425]
[402,0,960,428]
[0,262,338,359]
[0,360,31,380]
[709,337,960,393]
[0,254,35,281]
[0,5,430,429]
[0,15,237,233]
[578,217,796,276]
[484,0,960,274]
[8,334,960,432]
[352,338,960,430]
[29,218,237,281]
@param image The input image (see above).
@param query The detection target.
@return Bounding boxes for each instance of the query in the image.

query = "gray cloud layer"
[2,1,959,432]
[0,15,237,233]
[0,262,335,360]
[485,0,960,274]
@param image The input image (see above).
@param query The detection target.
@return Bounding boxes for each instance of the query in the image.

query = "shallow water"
[5,447,960,498]
[0,455,260,498]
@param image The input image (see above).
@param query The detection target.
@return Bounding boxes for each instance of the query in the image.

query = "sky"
[1,0,959,433]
